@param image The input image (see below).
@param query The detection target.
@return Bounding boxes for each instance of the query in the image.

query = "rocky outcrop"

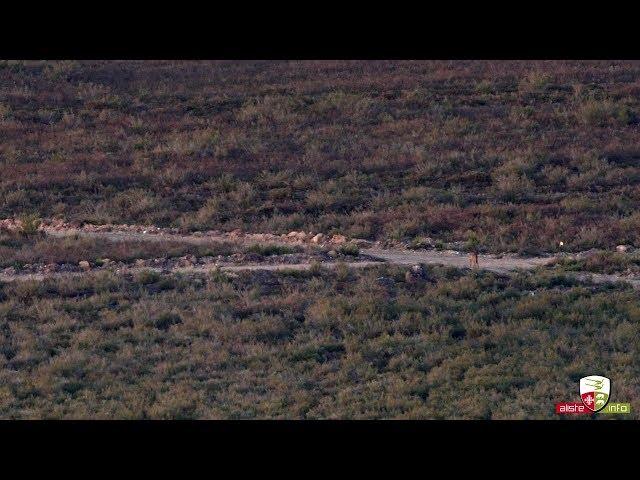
[330,234,347,244]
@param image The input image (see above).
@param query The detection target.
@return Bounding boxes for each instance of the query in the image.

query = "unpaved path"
[1,225,639,289]
[46,228,554,271]
[363,247,553,274]
[44,228,556,274]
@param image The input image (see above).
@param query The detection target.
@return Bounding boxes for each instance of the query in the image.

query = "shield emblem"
[580,376,610,412]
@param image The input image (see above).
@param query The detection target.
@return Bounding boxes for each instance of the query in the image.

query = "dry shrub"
[18,213,41,236]
[578,99,636,127]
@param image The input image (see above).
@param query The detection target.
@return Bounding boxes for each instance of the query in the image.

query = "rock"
[616,245,630,253]
[295,232,307,241]
[100,258,111,266]
[330,234,347,244]
[0,219,20,231]
[328,250,338,258]
[287,231,299,238]
[134,259,147,267]
[311,233,325,244]
[79,260,91,271]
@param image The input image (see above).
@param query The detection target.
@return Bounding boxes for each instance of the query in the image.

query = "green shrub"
[0,102,9,120]
[465,232,481,253]
[493,173,535,202]
[519,71,551,92]
[18,213,41,236]
[245,244,300,256]
[475,80,493,95]
[1,263,639,419]
[153,313,183,331]
[135,269,160,285]
[408,237,433,250]
[338,243,360,256]
[1,61,640,253]
[579,100,636,127]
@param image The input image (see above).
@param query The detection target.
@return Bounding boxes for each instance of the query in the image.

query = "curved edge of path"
[1,225,638,289]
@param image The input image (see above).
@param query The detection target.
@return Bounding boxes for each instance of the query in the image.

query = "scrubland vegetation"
[0,266,638,419]
[2,61,639,420]
[3,61,640,253]
[0,229,303,269]
[554,250,640,275]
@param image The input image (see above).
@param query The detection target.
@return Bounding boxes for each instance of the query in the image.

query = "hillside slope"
[2,60,640,253]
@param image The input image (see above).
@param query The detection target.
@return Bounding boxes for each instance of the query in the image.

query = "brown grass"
[0,265,638,419]
[2,61,640,252]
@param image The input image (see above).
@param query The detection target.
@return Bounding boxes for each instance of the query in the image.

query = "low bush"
[578,99,637,127]
[0,230,241,268]
[554,251,640,274]
[2,61,640,253]
[337,243,359,256]
[18,213,41,236]
[1,265,637,419]
[245,244,301,256]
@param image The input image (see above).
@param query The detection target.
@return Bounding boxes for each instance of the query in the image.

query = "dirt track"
[44,228,557,274]
[363,247,554,274]
[1,225,639,289]
[45,228,554,271]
